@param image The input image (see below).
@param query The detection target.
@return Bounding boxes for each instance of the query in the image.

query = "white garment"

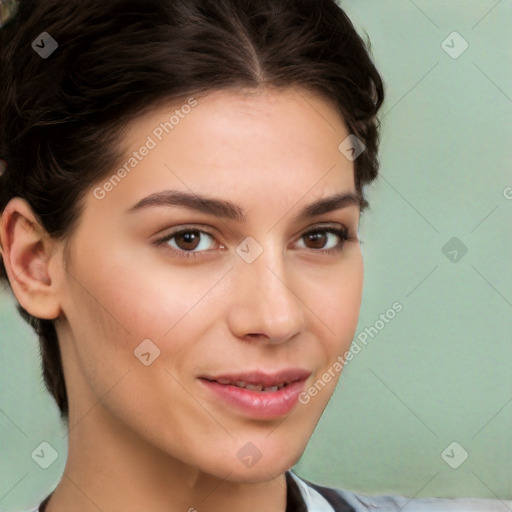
[289,471,512,512]
[23,470,512,512]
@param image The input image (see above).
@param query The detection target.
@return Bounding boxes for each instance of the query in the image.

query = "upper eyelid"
[159,222,350,240]
[157,223,350,250]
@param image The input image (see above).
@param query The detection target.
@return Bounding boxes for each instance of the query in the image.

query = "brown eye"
[174,231,201,251]
[164,230,216,252]
[297,227,349,252]
[304,231,329,249]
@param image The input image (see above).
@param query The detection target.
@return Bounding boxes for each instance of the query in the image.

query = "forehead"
[85,86,356,223]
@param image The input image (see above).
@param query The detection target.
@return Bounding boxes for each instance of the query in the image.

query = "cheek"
[294,261,363,414]
[60,256,220,425]
[65,248,224,345]
[60,251,231,420]
[307,254,364,346]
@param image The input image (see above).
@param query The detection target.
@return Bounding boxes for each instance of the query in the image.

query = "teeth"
[215,379,289,391]
[245,383,264,391]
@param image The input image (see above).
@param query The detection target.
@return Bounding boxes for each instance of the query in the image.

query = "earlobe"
[0,197,62,320]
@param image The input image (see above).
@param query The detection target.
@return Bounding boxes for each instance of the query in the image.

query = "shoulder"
[26,475,512,512]
[288,471,512,512]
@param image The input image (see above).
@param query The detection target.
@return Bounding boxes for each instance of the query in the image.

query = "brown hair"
[0,0,385,417]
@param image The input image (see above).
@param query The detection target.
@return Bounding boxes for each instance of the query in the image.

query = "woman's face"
[55,87,364,481]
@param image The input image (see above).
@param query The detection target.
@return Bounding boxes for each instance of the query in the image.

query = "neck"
[45,402,288,512]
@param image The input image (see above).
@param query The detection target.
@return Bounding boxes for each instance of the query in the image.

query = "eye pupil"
[176,231,201,250]
[306,232,327,249]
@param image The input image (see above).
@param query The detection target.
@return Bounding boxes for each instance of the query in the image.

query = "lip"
[199,368,311,420]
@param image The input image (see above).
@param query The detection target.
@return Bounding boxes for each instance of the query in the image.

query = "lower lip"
[199,378,306,420]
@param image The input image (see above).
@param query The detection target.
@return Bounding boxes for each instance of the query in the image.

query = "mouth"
[200,368,311,390]
[198,369,311,419]
[202,378,300,392]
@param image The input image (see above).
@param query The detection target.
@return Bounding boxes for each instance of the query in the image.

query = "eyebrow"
[127,189,363,222]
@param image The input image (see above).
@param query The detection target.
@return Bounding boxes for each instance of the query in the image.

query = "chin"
[200,436,307,484]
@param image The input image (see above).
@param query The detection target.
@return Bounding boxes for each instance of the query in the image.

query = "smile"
[199,369,311,419]
[208,378,295,392]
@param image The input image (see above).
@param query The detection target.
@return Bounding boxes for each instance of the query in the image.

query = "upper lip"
[200,369,311,387]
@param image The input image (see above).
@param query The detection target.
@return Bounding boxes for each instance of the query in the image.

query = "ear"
[0,197,62,320]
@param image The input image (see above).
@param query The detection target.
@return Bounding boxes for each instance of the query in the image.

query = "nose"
[226,245,307,345]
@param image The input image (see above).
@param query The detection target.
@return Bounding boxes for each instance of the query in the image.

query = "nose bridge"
[228,240,306,343]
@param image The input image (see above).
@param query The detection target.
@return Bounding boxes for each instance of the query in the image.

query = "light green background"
[1,1,511,510]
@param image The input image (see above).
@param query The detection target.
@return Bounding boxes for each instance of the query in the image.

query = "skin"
[1,86,364,512]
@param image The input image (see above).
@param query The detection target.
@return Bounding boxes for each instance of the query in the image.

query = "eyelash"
[153,224,353,261]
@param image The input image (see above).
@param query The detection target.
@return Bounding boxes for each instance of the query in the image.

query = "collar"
[38,470,350,512]
[286,470,355,511]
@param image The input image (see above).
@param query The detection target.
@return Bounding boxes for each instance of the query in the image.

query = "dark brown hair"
[0,0,385,417]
